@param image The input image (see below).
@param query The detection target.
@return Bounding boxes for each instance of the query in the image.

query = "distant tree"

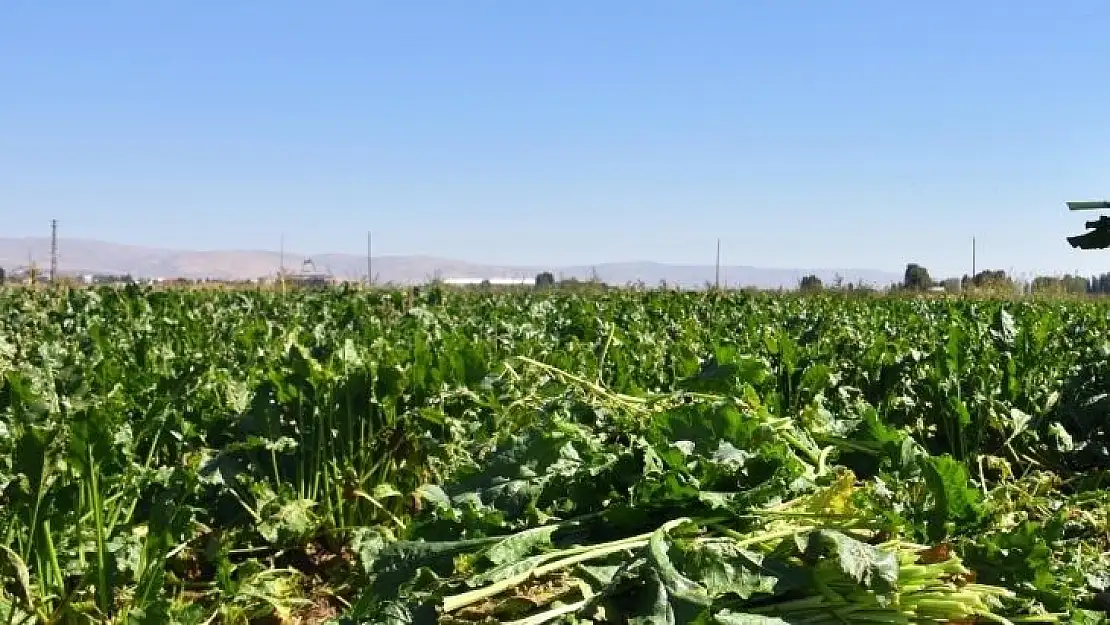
[941,277,961,293]
[971,269,1011,289]
[1029,274,1086,295]
[903,263,933,291]
[1089,272,1110,294]
[426,283,443,306]
[799,274,823,292]
[0,267,6,285]
[852,281,876,294]
[1064,275,1088,294]
[535,272,555,288]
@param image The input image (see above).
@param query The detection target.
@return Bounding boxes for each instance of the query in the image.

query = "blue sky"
[3,1,1110,278]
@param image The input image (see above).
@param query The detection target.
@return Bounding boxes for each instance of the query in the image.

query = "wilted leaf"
[714,611,791,625]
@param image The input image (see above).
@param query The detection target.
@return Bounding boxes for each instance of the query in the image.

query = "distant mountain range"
[0,237,901,289]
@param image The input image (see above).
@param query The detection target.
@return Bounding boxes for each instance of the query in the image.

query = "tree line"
[800,264,1110,295]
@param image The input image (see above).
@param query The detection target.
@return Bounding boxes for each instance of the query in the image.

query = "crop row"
[0,286,1107,624]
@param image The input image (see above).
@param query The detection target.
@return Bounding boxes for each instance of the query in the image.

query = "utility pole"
[972,236,976,278]
[715,238,721,289]
[279,233,286,294]
[49,219,58,283]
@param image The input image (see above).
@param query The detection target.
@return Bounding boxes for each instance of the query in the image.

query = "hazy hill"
[0,237,901,288]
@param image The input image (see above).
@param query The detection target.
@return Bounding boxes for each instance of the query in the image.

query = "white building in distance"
[441,277,532,286]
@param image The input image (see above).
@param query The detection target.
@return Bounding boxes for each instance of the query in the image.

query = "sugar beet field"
[1,286,1108,625]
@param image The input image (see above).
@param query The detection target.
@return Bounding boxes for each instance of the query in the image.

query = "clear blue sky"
[4,1,1110,278]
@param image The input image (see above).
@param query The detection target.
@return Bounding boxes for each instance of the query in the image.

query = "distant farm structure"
[81,273,135,285]
[441,277,532,286]
[280,258,337,288]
